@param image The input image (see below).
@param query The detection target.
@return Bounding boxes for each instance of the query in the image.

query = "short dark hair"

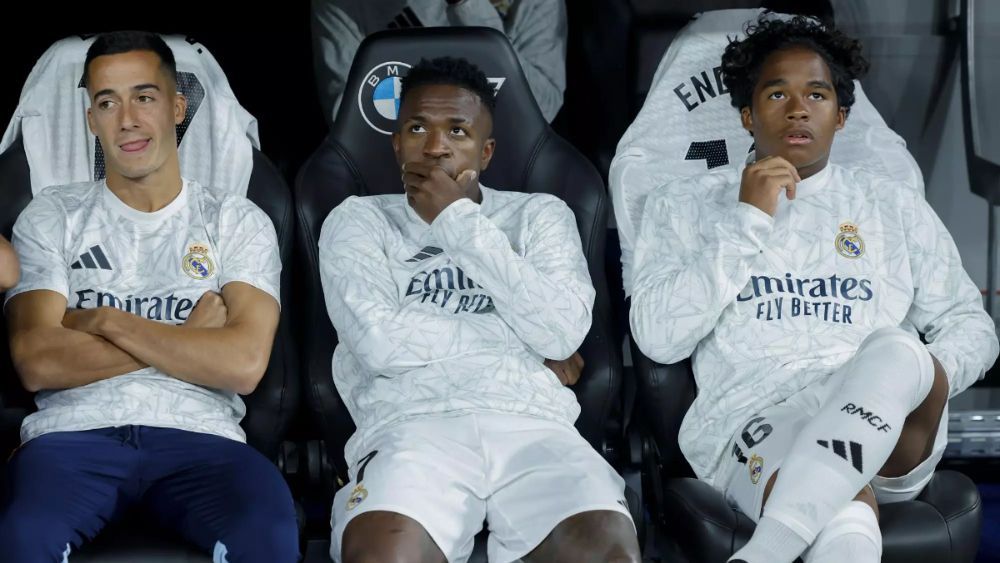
[721,15,869,114]
[400,56,496,117]
[83,31,177,89]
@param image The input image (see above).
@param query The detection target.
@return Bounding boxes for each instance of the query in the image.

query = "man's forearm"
[12,326,145,392]
[431,199,592,360]
[95,307,270,395]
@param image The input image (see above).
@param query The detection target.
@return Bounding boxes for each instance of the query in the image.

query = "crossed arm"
[7,282,278,395]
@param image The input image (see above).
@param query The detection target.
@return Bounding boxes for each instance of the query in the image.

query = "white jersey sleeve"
[216,197,281,305]
[6,192,70,303]
[630,173,774,364]
[430,195,594,361]
[320,196,511,376]
[902,194,999,396]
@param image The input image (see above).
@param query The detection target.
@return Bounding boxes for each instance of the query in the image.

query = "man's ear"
[173,92,187,125]
[741,106,754,136]
[835,106,846,131]
[479,137,496,171]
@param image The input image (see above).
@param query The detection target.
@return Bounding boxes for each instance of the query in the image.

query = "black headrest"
[330,26,547,195]
[0,139,32,239]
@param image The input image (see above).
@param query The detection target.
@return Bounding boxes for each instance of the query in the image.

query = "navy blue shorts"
[0,425,298,562]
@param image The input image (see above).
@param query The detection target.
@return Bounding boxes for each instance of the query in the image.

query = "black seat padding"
[0,139,34,456]
[240,148,301,461]
[661,470,981,563]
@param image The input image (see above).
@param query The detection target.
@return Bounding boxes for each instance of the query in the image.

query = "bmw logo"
[358,61,412,135]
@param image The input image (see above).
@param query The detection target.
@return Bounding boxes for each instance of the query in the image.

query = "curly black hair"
[400,56,496,117]
[721,15,869,114]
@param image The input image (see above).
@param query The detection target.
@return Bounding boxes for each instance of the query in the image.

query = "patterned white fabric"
[319,185,594,462]
[6,178,280,443]
[0,35,259,196]
[610,8,923,296]
[630,161,998,483]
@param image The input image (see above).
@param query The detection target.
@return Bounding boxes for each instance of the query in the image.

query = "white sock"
[742,328,934,558]
[802,501,881,563]
[728,516,809,563]
[764,328,932,540]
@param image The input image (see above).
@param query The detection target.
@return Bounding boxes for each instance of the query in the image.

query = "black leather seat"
[633,356,983,563]
[295,26,631,559]
[0,139,33,460]
[0,38,300,561]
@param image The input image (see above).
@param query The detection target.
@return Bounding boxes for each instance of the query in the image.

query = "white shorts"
[720,385,948,520]
[330,412,633,563]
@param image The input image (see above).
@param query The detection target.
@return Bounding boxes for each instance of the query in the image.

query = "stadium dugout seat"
[0,35,300,562]
[295,26,639,560]
[612,9,983,562]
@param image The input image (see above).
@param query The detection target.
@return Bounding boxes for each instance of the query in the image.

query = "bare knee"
[341,511,446,563]
[854,484,880,521]
[760,469,780,516]
[881,360,948,477]
[918,357,950,419]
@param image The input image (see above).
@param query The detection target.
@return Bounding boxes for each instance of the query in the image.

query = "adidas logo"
[387,7,422,29]
[405,246,444,263]
[71,245,113,270]
[817,439,863,473]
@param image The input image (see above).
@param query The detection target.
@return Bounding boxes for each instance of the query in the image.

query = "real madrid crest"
[835,222,864,259]
[182,243,216,280]
[346,483,368,511]
[749,454,764,485]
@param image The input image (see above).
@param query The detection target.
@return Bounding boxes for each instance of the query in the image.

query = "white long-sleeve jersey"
[319,185,594,461]
[630,161,999,484]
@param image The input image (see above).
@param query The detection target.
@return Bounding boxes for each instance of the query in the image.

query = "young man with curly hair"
[629,15,997,563]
